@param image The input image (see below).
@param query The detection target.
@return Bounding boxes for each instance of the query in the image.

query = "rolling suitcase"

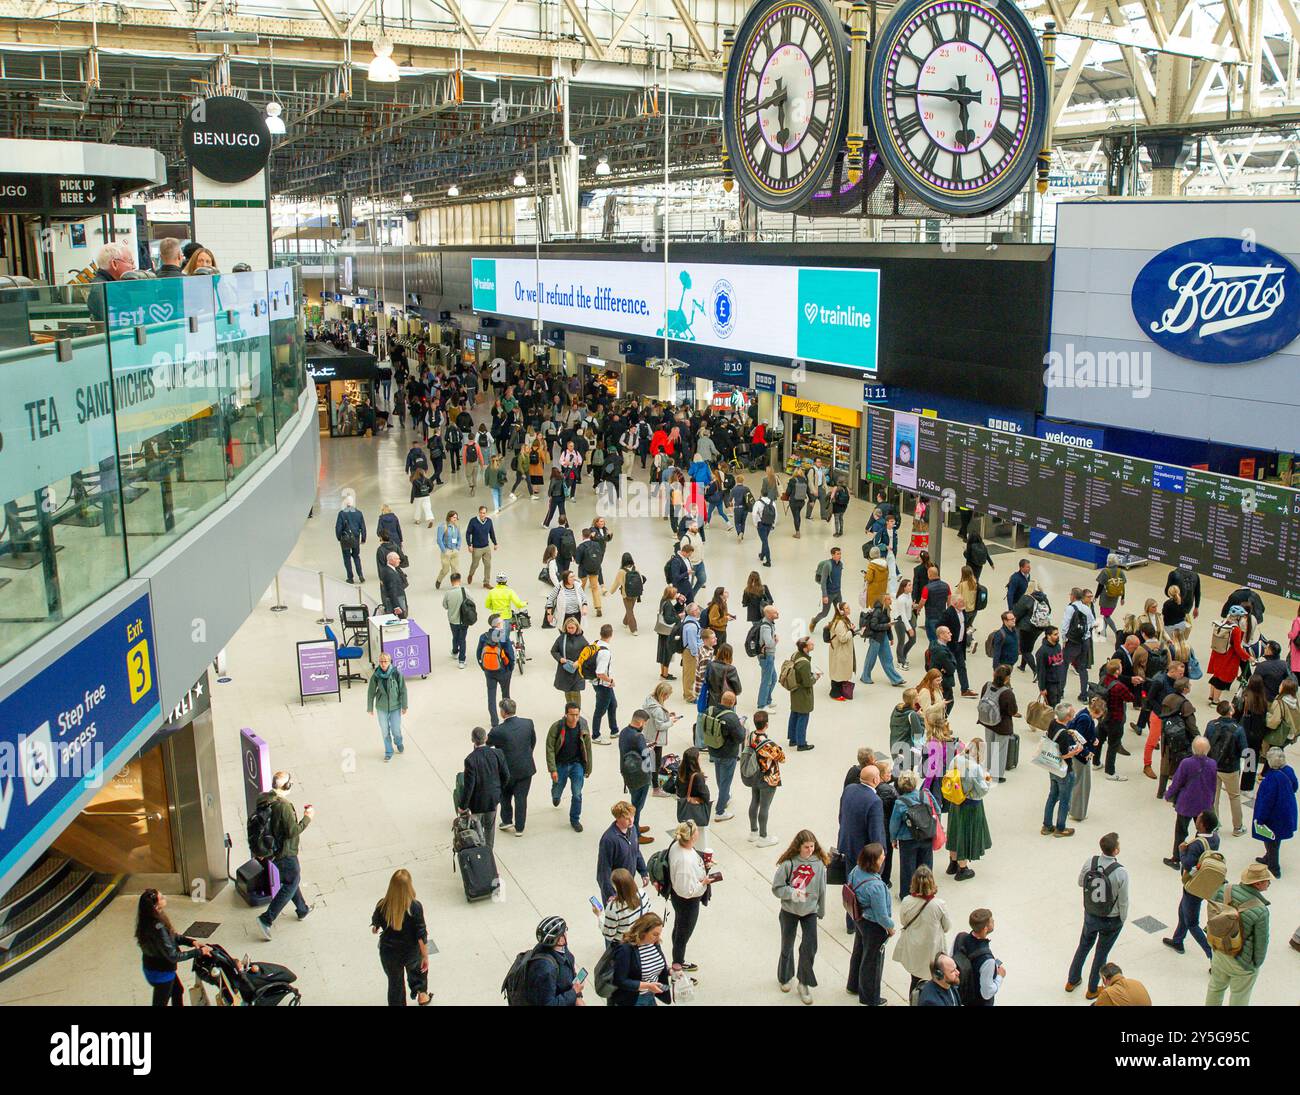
[1004,732,1020,771]
[457,845,498,901]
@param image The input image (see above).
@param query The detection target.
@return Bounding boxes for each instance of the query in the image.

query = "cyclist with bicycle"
[486,573,529,665]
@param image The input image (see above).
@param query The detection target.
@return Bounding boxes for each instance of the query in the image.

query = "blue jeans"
[592,684,618,740]
[713,756,737,815]
[376,708,404,757]
[757,523,772,563]
[788,711,810,747]
[1067,913,1123,992]
[690,561,707,602]
[757,654,777,708]
[629,781,650,831]
[490,486,503,510]
[1171,891,1211,956]
[634,993,658,1006]
[861,638,904,685]
[1044,768,1077,830]
[706,499,729,525]
[260,855,309,925]
[924,618,939,644]
[552,761,585,825]
[450,623,468,664]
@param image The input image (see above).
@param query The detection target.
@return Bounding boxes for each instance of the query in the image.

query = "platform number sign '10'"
[1130,237,1300,364]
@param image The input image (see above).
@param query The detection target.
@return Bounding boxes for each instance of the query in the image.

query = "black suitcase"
[457,846,498,901]
[1005,732,1020,771]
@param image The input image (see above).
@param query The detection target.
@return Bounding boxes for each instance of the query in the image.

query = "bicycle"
[510,611,531,674]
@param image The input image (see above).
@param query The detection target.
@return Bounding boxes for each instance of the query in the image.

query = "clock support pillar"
[845,0,870,183]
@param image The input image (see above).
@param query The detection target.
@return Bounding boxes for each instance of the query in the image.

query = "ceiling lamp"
[264,101,286,135]
[447,184,460,197]
[368,38,401,83]
[402,191,413,203]
[512,170,527,187]
[594,156,611,176]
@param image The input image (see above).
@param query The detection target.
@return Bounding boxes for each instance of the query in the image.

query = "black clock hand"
[920,87,983,104]
[955,99,975,149]
[756,78,788,113]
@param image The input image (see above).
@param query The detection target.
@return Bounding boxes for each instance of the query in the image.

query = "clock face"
[723,0,849,212]
[868,0,1047,216]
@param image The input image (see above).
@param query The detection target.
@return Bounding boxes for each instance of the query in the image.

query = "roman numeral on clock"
[952,9,971,42]
[1000,94,1024,113]
[996,58,1017,76]
[921,13,943,48]
[805,113,827,146]
[991,122,1017,151]
[918,141,940,174]
[897,111,925,140]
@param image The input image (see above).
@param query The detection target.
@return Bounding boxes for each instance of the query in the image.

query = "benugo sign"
[471,256,880,373]
[780,395,862,428]
[182,96,271,184]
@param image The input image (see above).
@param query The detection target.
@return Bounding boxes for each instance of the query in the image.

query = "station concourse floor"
[4,416,1296,1008]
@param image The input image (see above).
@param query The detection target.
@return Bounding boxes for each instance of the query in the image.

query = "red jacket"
[1207,622,1249,682]
[649,429,673,456]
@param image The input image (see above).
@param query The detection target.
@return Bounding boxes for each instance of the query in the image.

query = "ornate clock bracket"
[844,0,871,184]
[721,27,736,194]
[1036,20,1057,195]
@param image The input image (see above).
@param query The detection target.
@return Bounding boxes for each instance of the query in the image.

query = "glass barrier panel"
[213,270,274,489]
[268,265,304,437]
[0,283,128,664]
[103,275,227,569]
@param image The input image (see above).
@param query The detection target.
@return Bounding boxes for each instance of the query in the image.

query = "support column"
[190,167,272,271]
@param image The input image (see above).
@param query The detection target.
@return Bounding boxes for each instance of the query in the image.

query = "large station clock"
[867,0,1047,216]
[723,0,850,212]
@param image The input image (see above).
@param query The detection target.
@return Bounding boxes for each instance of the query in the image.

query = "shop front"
[305,342,379,436]
[781,394,861,486]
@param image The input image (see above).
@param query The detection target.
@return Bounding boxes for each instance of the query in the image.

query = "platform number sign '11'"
[868,0,1048,217]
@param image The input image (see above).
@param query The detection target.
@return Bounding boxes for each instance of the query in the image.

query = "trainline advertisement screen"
[470,256,880,373]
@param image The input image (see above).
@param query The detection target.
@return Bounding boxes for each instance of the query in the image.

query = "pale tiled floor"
[4,412,1297,1007]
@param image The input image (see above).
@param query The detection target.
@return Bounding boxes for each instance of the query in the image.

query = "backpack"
[429,436,444,458]
[620,746,652,791]
[700,706,727,751]
[247,799,279,858]
[592,945,619,1000]
[739,734,763,787]
[940,764,966,805]
[1161,712,1191,758]
[623,568,644,599]
[814,560,830,585]
[1206,884,1262,956]
[1065,606,1088,645]
[1208,722,1240,768]
[742,489,755,510]
[904,796,937,841]
[743,621,764,659]
[647,847,673,896]
[411,451,429,471]
[465,443,479,463]
[1030,598,1052,629]
[976,685,1007,728]
[975,584,988,611]
[446,426,462,447]
[950,933,986,1007]
[481,641,505,672]
[1210,621,1235,655]
[452,813,485,856]
[1104,568,1125,599]
[501,947,558,1006]
[576,642,601,680]
[657,753,680,796]
[967,540,989,566]
[1182,838,1228,900]
[778,656,799,691]
[983,632,997,659]
[1144,647,1169,678]
[1081,856,1120,917]
[664,558,675,584]
[459,593,478,627]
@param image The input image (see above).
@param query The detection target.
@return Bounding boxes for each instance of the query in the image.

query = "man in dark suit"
[668,544,694,603]
[155,237,184,277]
[837,765,886,930]
[379,552,408,618]
[461,726,510,849]
[487,699,537,837]
[939,595,975,697]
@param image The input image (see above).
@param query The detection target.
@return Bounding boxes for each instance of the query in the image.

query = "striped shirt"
[638,944,666,987]
[600,892,652,941]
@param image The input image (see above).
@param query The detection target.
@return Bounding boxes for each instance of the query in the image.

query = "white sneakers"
[756,835,778,848]
[1106,773,1128,782]
[715,811,735,822]
[780,980,793,993]
[798,983,813,1005]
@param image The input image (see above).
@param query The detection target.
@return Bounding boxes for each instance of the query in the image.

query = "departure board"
[864,406,1300,601]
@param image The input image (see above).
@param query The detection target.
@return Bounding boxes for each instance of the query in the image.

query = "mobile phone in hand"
[590,896,603,912]
[575,967,588,984]
[707,870,723,883]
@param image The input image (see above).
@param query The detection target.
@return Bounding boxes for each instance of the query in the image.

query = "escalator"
[0,852,124,982]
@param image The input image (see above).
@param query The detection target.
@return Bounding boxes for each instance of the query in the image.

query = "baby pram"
[192,942,301,1006]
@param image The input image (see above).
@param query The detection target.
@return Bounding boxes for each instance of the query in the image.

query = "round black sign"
[182,95,271,184]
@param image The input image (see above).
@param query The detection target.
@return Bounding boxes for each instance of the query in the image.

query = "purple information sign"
[382,621,430,679]
[297,639,340,703]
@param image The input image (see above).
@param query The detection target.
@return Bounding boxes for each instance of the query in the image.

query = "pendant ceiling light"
[368,38,400,82]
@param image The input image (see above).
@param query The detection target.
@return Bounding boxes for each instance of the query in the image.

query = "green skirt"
[946,798,992,862]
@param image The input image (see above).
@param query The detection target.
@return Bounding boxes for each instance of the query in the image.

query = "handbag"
[188,975,211,1007]
[1033,734,1068,776]
[1186,650,1204,680]
[1026,699,1054,732]
[827,850,848,886]
[679,774,711,828]
[931,809,947,853]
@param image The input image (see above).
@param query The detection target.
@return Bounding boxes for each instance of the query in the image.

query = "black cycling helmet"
[536,915,567,947]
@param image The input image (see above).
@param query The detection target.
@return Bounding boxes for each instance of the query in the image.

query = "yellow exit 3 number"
[127,638,152,703]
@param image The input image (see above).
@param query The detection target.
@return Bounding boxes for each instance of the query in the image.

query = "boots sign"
[182,96,271,184]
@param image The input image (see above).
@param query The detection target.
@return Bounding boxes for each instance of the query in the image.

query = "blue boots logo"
[1131,237,1300,363]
